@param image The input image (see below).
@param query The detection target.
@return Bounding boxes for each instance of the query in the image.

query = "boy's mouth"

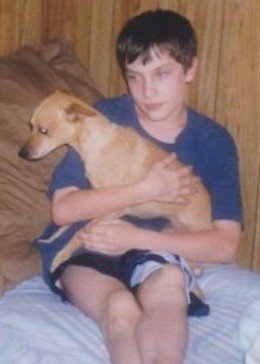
[144,102,164,111]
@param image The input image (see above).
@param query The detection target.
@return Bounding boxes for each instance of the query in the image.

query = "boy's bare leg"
[136,265,188,364]
[61,265,142,364]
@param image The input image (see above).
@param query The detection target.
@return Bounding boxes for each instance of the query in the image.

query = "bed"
[0,39,259,364]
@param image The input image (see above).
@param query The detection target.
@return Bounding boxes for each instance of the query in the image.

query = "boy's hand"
[77,218,141,255]
[138,154,200,204]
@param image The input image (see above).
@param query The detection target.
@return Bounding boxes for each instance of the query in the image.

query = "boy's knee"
[137,265,187,309]
[103,289,140,339]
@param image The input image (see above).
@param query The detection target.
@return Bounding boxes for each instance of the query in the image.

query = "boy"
[36,9,242,364]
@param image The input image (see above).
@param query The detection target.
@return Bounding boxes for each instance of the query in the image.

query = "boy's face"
[125,48,197,124]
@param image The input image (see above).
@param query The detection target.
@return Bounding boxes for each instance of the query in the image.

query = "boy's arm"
[78,217,241,265]
[52,154,199,225]
[130,218,241,264]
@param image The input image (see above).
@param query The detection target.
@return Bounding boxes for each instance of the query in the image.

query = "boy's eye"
[126,72,140,83]
[126,74,137,81]
[157,70,170,77]
[38,126,48,135]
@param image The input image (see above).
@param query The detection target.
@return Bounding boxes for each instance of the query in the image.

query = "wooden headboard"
[0,0,259,272]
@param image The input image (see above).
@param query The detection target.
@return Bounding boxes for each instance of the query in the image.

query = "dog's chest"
[80,129,151,187]
[85,157,136,188]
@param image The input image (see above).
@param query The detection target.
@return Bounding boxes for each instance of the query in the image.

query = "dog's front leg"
[50,217,116,273]
[51,234,83,272]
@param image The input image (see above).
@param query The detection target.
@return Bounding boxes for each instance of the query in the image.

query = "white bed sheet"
[0,265,260,364]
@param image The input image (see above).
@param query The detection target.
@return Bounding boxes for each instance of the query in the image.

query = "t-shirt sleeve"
[48,148,92,199]
[201,129,243,223]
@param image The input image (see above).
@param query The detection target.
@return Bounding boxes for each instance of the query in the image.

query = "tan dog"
[19,90,212,273]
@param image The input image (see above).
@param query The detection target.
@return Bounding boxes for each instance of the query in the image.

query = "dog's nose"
[18,146,29,159]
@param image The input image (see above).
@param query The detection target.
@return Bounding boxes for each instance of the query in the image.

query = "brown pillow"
[0,38,102,295]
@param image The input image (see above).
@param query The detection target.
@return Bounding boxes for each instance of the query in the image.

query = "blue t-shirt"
[36,94,243,282]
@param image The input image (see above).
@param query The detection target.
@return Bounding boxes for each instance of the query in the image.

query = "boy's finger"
[158,154,177,168]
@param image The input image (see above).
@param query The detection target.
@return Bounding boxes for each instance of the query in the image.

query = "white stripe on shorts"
[130,251,197,303]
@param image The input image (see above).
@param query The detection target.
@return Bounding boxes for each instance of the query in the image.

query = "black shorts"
[51,249,210,317]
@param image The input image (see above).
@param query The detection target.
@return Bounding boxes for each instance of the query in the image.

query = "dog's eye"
[38,127,48,135]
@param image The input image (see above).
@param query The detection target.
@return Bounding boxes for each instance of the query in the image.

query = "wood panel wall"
[0,0,259,271]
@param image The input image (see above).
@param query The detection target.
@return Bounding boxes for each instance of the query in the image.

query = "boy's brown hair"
[116,9,197,75]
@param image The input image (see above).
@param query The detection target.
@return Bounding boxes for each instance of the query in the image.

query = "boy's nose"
[142,78,156,98]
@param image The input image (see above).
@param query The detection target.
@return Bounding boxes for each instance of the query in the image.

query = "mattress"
[0,264,260,364]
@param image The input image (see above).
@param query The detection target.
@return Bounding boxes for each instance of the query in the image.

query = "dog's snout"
[18,146,29,159]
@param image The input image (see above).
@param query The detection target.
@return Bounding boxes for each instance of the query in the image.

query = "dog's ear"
[65,102,97,122]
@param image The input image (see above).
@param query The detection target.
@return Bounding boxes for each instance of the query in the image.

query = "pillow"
[0,38,102,295]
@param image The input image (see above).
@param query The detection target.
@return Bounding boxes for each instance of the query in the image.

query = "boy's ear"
[185,57,198,83]
[65,102,97,122]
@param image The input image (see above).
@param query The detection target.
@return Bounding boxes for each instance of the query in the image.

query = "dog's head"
[19,90,97,160]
